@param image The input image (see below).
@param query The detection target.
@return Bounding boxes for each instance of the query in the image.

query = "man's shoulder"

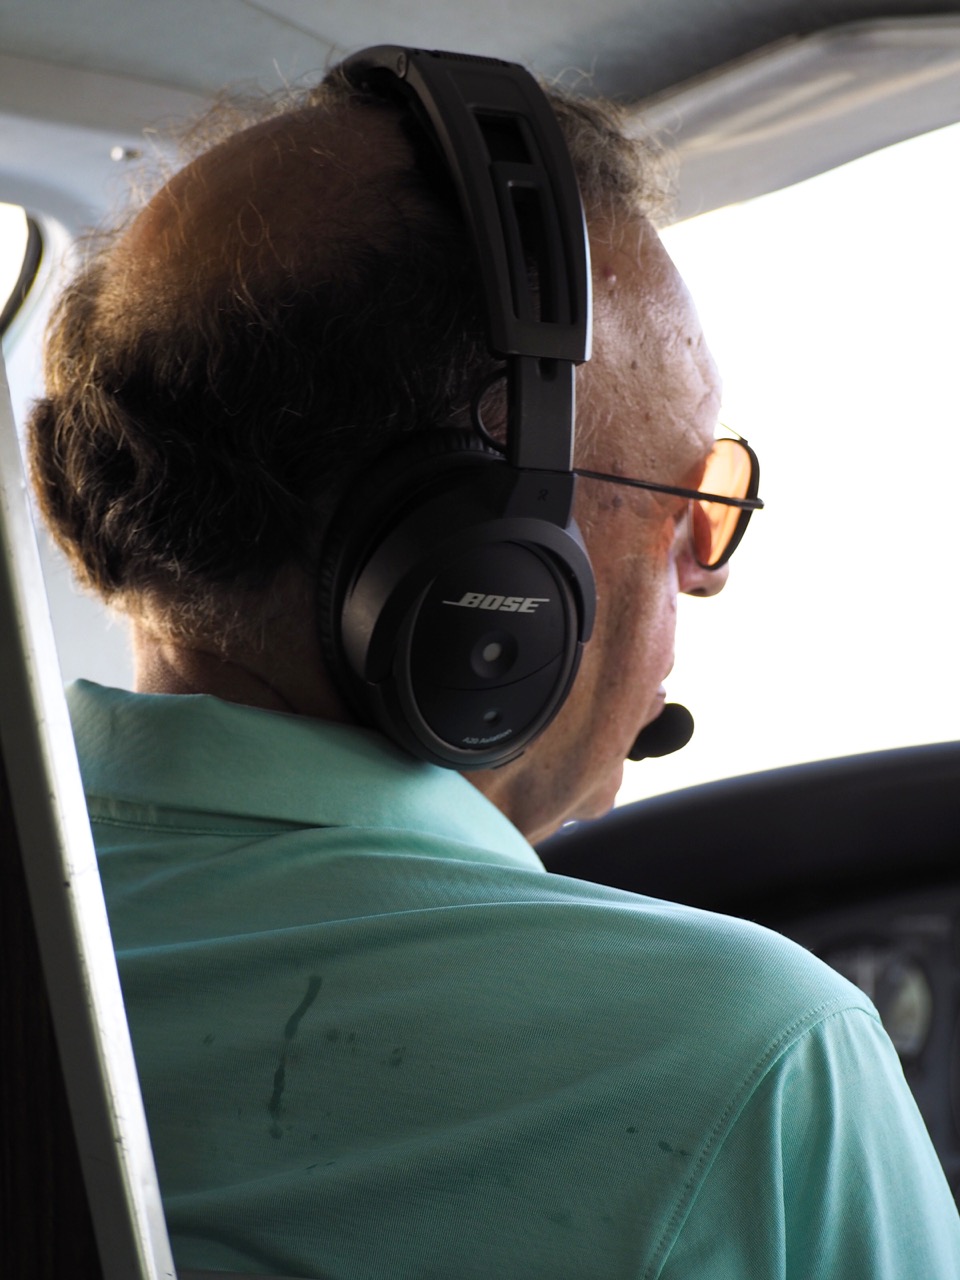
[518,866,875,1047]
[403,859,878,1107]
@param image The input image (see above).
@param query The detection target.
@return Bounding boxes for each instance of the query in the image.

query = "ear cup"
[318,430,595,769]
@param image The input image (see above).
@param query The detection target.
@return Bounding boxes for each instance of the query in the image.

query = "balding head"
[28,71,667,652]
[105,100,423,335]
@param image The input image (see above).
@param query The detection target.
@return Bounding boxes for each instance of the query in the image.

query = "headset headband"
[323,47,597,769]
[341,46,592,472]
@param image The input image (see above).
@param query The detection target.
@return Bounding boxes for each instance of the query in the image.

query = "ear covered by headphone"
[318,47,596,770]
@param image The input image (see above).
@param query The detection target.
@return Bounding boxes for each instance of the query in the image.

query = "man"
[28,52,960,1278]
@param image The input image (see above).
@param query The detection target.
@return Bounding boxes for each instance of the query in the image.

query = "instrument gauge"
[821,944,933,1060]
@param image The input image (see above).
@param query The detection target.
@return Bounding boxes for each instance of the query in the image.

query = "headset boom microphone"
[628,703,695,761]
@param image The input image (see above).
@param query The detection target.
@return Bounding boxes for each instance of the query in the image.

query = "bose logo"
[442,591,549,614]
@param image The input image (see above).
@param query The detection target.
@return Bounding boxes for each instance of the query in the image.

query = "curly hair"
[27,66,669,649]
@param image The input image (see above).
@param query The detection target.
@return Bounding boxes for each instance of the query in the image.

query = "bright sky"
[0,203,28,309]
[618,121,960,804]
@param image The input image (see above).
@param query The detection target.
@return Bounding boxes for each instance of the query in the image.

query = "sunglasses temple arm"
[573,468,763,511]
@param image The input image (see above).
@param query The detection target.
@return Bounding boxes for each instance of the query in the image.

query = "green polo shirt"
[68,680,960,1278]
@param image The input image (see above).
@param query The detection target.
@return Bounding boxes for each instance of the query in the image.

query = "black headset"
[318,47,596,770]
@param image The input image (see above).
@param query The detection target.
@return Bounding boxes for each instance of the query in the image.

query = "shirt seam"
[86,810,538,867]
[88,812,304,839]
[645,998,882,1279]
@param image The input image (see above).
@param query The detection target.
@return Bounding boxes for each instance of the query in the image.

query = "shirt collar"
[67,681,541,872]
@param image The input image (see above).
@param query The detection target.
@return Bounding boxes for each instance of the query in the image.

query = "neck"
[131,627,353,722]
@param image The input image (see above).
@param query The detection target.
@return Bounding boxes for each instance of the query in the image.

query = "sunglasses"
[574,433,763,570]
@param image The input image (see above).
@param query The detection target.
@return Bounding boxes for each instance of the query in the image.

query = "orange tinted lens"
[693,499,742,567]
[701,437,752,501]
[690,501,718,566]
[694,439,752,567]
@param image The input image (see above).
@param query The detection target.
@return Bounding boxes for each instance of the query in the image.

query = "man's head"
[28,70,663,643]
[27,59,725,840]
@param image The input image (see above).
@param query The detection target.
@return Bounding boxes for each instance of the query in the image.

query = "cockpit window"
[0,203,42,338]
[619,121,960,805]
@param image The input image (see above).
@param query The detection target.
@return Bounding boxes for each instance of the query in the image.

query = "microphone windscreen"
[628,703,695,761]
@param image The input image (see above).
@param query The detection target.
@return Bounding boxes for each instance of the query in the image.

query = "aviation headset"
[318,46,596,770]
